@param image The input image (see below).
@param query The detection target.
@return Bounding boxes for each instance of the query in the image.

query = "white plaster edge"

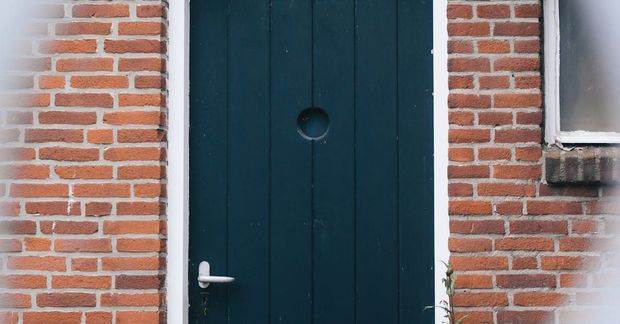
[166,0,190,323]
[433,0,450,322]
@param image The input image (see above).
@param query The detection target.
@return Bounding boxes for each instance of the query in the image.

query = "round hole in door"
[297,107,330,140]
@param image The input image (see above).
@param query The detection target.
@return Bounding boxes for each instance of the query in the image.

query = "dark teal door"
[189,1,434,323]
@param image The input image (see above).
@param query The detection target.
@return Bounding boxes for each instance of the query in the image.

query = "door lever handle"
[198,261,235,288]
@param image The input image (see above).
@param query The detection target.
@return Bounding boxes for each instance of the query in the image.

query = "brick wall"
[0,1,167,323]
[447,1,617,323]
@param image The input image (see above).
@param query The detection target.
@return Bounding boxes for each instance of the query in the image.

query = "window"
[545,0,620,143]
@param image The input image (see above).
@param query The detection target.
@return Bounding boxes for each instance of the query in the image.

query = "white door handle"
[197,261,235,288]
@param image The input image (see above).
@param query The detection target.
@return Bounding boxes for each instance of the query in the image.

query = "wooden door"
[189,1,434,323]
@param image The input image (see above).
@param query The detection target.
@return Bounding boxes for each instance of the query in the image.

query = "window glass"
[560,0,620,132]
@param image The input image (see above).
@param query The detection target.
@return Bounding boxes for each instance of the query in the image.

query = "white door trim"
[166,0,449,322]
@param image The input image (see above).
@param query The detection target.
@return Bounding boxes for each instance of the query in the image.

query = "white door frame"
[166,0,449,322]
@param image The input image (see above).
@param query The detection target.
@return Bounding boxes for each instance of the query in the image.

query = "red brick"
[116,275,163,289]
[448,94,490,108]
[515,4,542,18]
[40,147,99,161]
[117,311,161,324]
[454,275,493,289]
[117,239,164,253]
[448,76,474,89]
[87,129,114,144]
[515,76,542,89]
[516,111,543,124]
[497,311,554,324]
[119,93,164,107]
[448,58,490,72]
[104,111,163,125]
[448,40,473,54]
[452,293,508,307]
[25,129,83,143]
[55,166,113,179]
[449,200,492,215]
[119,58,165,72]
[55,239,112,253]
[41,221,98,235]
[448,148,474,162]
[497,203,528,219]
[495,274,555,288]
[40,40,97,54]
[135,184,166,198]
[39,75,65,89]
[71,76,128,89]
[494,165,541,180]
[514,292,569,306]
[119,22,165,35]
[85,202,112,216]
[561,273,587,288]
[478,147,511,160]
[477,5,510,18]
[479,76,509,89]
[72,258,98,272]
[104,147,164,161]
[513,257,538,270]
[449,129,490,143]
[527,201,583,215]
[11,184,68,198]
[0,275,47,289]
[57,58,114,72]
[1,165,50,179]
[448,165,490,178]
[26,201,80,216]
[101,293,161,307]
[8,256,66,271]
[86,312,112,324]
[496,58,540,73]
[74,184,130,198]
[135,75,166,89]
[56,22,111,35]
[447,4,472,19]
[478,40,510,53]
[24,238,50,252]
[448,183,473,197]
[494,22,540,36]
[73,4,129,18]
[37,293,96,307]
[495,129,541,143]
[105,40,166,54]
[24,312,81,324]
[450,220,505,234]
[510,220,568,234]
[104,221,163,235]
[118,129,166,143]
[0,294,31,308]
[515,39,541,53]
[137,5,166,18]
[52,276,111,289]
[449,111,474,125]
[494,93,542,108]
[478,183,535,197]
[448,22,490,37]
[56,93,113,108]
[496,238,553,251]
[449,238,492,252]
[516,146,542,161]
[39,111,97,125]
[102,257,162,271]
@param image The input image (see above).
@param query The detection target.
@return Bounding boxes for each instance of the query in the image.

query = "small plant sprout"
[424,261,468,324]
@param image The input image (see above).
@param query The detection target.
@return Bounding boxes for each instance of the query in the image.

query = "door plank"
[355,1,399,323]
[188,0,229,321]
[312,0,356,323]
[227,0,271,322]
[270,0,313,322]
[397,1,435,322]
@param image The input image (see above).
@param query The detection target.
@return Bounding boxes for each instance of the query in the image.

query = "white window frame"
[544,0,620,144]
[167,0,449,322]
